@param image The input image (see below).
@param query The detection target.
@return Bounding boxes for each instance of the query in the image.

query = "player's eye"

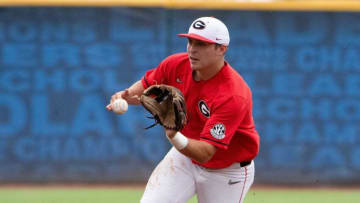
[188,38,193,45]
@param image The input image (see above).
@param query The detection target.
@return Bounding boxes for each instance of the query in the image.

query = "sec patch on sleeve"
[210,123,226,139]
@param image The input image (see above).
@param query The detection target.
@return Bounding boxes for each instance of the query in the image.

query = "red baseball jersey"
[142,53,260,169]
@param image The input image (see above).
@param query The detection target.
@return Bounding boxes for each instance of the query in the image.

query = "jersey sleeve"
[200,96,248,150]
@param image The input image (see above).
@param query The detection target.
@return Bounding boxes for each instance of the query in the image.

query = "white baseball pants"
[141,147,255,203]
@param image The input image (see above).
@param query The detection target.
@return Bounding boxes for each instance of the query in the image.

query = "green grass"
[0,187,359,203]
[244,188,360,203]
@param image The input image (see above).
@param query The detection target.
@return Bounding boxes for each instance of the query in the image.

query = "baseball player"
[107,17,260,203]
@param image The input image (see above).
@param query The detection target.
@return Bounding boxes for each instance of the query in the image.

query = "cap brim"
[177,33,216,44]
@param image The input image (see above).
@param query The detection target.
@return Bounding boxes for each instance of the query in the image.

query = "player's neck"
[193,59,225,81]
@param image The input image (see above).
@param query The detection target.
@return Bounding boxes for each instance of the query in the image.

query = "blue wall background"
[0,7,360,184]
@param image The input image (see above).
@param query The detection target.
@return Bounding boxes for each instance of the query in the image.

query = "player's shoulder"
[158,53,188,71]
[209,65,252,108]
[225,63,245,80]
[157,53,189,79]
[221,64,251,94]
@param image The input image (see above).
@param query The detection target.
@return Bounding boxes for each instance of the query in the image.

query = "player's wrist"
[167,132,188,150]
[165,129,177,138]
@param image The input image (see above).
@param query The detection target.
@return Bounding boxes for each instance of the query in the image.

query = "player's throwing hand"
[106,89,141,112]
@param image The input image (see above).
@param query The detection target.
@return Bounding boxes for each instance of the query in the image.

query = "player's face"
[187,38,224,71]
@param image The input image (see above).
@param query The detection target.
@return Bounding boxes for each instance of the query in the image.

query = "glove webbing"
[144,115,161,129]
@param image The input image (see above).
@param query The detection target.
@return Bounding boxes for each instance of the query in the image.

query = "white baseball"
[112,98,128,114]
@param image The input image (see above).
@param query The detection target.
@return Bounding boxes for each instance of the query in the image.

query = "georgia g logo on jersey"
[210,123,226,139]
[198,100,210,118]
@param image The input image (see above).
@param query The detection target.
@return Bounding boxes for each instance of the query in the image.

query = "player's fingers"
[123,89,130,97]
[106,104,113,111]
[111,92,122,103]
[131,95,140,102]
[120,89,132,101]
[110,94,116,103]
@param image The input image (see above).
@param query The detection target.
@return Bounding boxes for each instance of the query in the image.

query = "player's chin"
[189,63,201,70]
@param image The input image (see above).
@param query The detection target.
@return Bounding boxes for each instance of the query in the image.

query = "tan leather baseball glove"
[140,85,187,131]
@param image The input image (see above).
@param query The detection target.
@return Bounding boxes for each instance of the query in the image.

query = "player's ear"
[221,45,227,55]
[215,44,227,56]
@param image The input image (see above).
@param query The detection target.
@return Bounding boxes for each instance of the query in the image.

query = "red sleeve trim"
[141,76,150,89]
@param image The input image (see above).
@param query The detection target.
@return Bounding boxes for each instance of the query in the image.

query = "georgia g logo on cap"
[192,20,206,29]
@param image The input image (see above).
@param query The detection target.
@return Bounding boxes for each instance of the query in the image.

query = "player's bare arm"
[106,80,144,111]
[165,129,217,163]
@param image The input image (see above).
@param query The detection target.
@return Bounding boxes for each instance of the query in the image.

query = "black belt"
[240,161,251,167]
